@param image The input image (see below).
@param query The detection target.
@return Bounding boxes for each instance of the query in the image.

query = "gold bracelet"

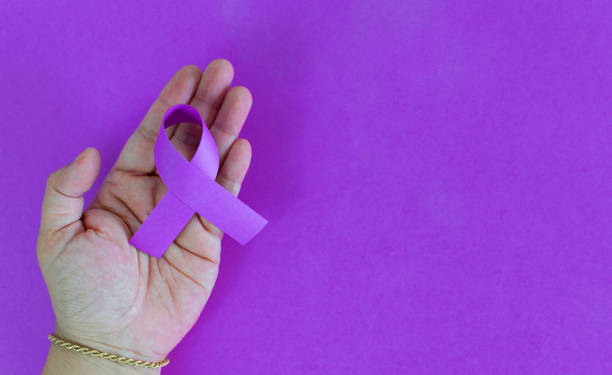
[48,334,170,369]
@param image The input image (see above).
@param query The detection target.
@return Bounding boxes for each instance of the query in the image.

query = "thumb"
[39,147,101,244]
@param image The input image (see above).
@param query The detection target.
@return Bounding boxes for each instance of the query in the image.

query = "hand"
[38,60,254,372]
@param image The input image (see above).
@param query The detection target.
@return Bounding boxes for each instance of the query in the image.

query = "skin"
[39,59,254,374]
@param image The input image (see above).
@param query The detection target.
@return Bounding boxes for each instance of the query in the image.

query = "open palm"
[37,60,253,364]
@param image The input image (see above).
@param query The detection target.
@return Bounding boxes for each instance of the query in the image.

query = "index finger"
[112,65,201,174]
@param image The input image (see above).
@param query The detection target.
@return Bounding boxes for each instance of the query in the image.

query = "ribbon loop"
[129,104,267,258]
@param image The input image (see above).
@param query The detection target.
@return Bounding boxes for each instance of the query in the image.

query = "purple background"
[1,1,611,373]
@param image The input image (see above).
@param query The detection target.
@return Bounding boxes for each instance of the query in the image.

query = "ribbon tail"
[129,192,194,258]
[168,172,268,245]
[211,191,268,245]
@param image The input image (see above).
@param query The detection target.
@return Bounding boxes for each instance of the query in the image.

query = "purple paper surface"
[1,1,611,374]
[130,104,267,257]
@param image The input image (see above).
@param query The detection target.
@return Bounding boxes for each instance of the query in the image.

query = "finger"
[113,65,201,173]
[39,148,101,244]
[167,217,223,265]
[191,58,234,126]
[170,59,234,161]
[209,86,253,163]
[195,139,253,238]
[216,138,252,196]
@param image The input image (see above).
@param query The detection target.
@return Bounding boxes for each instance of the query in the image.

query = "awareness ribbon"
[129,104,267,258]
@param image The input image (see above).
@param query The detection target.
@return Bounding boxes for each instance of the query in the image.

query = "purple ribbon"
[129,104,267,258]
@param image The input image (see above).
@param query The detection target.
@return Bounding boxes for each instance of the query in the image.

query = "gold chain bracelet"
[48,334,170,369]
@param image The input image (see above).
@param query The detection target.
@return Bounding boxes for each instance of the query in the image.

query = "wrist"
[53,323,168,365]
[43,324,167,375]
[43,343,161,375]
